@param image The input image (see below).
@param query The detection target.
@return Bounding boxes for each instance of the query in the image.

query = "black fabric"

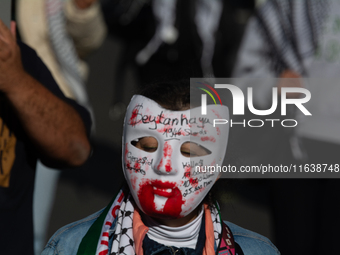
[270,139,340,255]
[0,42,91,255]
[235,242,244,255]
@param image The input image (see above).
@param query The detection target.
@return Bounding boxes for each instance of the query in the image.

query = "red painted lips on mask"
[138,179,185,218]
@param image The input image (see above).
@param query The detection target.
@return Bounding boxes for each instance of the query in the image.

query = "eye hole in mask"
[131,136,158,153]
[131,137,211,157]
[180,142,211,158]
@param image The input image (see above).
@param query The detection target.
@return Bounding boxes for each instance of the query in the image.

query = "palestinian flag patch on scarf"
[76,188,236,255]
[77,189,125,255]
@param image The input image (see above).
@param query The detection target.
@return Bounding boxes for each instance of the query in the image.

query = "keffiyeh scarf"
[76,188,235,255]
[45,0,95,124]
[256,0,330,74]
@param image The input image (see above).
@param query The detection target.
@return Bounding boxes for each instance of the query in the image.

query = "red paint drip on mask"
[190,178,198,188]
[195,185,206,195]
[134,161,141,171]
[183,166,199,188]
[200,136,216,143]
[125,145,132,171]
[130,176,137,190]
[216,127,221,135]
[163,142,172,157]
[155,113,165,124]
[184,166,191,178]
[126,161,131,171]
[184,166,197,188]
[129,108,139,125]
[212,109,222,119]
[165,160,172,172]
[157,125,171,134]
[157,158,163,171]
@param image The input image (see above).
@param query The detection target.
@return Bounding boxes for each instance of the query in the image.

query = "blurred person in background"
[0,20,91,255]
[16,0,106,110]
[233,0,340,254]
[100,0,254,120]
[14,0,106,253]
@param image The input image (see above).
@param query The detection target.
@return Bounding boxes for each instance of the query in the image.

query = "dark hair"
[139,79,191,110]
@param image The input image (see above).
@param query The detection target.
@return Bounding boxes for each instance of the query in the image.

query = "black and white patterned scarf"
[255,0,330,75]
[110,194,222,254]
[45,0,93,113]
[76,188,224,255]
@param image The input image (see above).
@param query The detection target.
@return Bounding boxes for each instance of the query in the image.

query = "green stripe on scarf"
[76,196,116,255]
[215,201,224,253]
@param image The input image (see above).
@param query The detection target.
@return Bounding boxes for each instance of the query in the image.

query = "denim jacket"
[42,209,280,255]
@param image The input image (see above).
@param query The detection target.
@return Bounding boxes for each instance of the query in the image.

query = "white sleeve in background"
[232,17,277,108]
[65,0,107,59]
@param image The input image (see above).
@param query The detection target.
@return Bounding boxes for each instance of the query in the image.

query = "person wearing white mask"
[42,81,279,255]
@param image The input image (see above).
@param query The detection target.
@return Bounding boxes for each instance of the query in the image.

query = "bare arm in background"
[0,20,91,167]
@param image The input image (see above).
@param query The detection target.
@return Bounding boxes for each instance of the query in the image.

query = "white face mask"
[122,95,229,219]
